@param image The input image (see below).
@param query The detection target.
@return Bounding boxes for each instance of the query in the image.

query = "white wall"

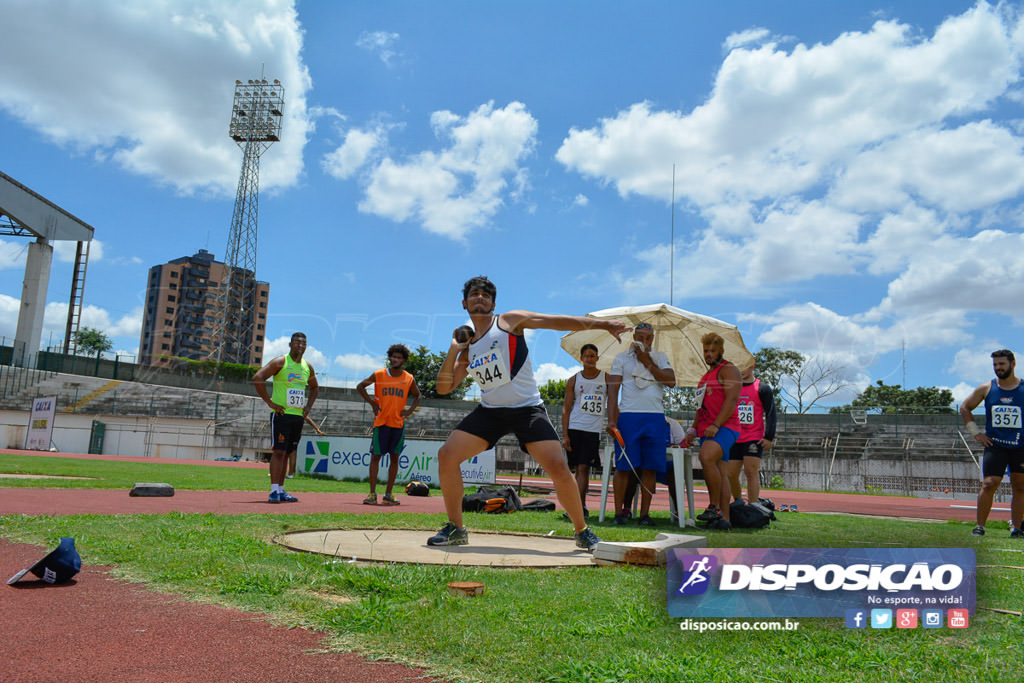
[0,409,245,461]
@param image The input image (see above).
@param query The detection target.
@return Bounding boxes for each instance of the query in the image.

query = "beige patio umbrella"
[559,303,754,387]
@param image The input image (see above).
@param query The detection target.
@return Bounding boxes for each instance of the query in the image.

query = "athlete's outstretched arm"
[502,310,630,341]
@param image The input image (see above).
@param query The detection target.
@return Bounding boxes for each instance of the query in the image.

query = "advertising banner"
[668,547,975,619]
[24,396,57,450]
[298,435,496,486]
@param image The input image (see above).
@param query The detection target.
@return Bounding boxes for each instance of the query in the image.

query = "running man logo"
[676,554,718,595]
[304,440,331,473]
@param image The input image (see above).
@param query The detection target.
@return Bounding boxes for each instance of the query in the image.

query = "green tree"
[753,347,804,392]
[664,386,697,414]
[74,327,113,358]
[833,380,954,414]
[403,345,473,400]
[752,347,849,414]
[539,378,568,405]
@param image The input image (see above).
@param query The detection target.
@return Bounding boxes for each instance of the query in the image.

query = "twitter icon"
[871,609,892,629]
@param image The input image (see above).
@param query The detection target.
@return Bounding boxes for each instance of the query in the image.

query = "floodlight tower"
[212,77,284,365]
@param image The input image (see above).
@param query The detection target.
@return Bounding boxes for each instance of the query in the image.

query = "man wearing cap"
[726,363,776,504]
[606,323,676,526]
[959,349,1024,537]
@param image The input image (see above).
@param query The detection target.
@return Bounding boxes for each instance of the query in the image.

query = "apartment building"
[138,249,269,367]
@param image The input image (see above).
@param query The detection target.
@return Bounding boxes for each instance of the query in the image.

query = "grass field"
[2,454,1021,682]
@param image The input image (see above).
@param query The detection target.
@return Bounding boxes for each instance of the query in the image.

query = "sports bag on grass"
[521,499,556,512]
[405,481,429,496]
[462,485,523,513]
[729,500,773,529]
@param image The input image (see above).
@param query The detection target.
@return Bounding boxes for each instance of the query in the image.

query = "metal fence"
[0,346,999,496]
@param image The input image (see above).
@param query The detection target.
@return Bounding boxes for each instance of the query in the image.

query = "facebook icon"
[845,609,867,629]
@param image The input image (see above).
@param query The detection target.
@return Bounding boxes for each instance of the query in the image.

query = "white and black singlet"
[467,317,541,408]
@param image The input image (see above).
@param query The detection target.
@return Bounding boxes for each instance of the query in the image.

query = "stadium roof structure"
[0,170,95,364]
[0,170,94,242]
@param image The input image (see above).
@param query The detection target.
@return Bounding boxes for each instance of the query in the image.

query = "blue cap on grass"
[7,537,82,585]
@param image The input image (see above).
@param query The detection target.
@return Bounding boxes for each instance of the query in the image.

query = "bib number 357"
[992,405,1022,429]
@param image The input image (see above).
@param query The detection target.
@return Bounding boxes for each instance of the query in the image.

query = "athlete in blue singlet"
[959,349,1024,537]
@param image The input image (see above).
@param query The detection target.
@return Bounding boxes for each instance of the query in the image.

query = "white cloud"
[0,1,311,196]
[321,127,386,180]
[558,3,1024,374]
[572,194,589,207]
[874,230,1024,317]
[0,295,143,349]
[948,343,1015,384]
[356,31,402,67]
[556,3,1022,258]
[573,7,1015,200]
[43,303,143,340]
[950,382,976,404]
[0,240,28,270]
[333,352,381,375]
[263,335,328,369]
[357,101,538,240]
[723,27,772,51]
[533,362,579,387]
[0,294,20,337]
[831,122,1024,214]
[743,301,979,400]
[54,239,104,263]
[750,303,886,368]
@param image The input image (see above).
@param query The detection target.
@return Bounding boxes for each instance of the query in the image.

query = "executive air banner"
[299,435,496,485]
[668,547,975,619]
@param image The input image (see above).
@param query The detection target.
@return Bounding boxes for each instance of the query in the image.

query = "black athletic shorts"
[981,444,1024,478]
[455,404,558,450]
[270,413,304,454]
[566,429,602,469]
[729,440,763,461]
[372,425,406,456]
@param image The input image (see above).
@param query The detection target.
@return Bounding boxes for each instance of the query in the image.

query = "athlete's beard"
[707,351,723,368]
[995,367,1012,379]
[469,301,495,316]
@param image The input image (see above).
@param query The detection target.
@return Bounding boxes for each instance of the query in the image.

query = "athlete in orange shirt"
[356,344,422,505]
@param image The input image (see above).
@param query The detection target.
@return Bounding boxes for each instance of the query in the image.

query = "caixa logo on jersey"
[468,352,499,370]
[666,548,975,618]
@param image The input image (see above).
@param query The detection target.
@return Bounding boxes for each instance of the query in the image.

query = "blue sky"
[1,0,1023,408]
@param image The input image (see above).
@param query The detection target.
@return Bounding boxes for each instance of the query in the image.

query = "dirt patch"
[274,528,601,567]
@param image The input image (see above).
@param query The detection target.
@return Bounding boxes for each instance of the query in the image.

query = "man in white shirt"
[606,323,676,525]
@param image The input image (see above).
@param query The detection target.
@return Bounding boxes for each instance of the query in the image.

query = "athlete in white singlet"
[427,276,630,551]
